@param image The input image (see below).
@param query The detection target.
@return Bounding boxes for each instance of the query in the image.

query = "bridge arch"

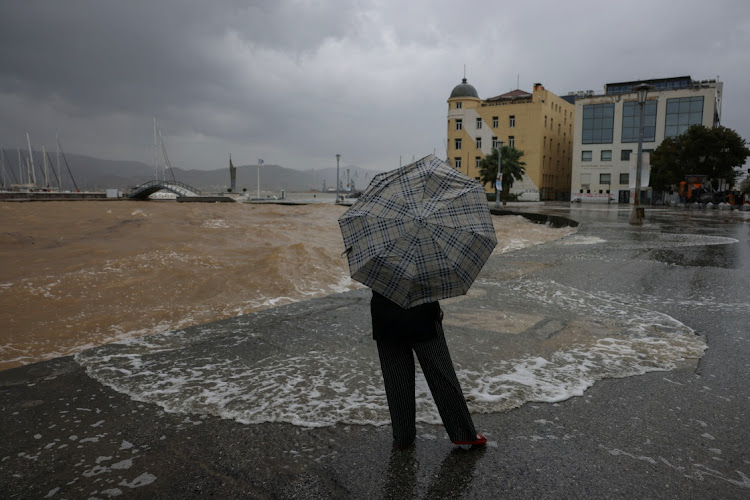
[128,180,202,200]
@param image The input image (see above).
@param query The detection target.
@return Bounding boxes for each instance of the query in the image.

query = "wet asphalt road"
[1,204,749,499]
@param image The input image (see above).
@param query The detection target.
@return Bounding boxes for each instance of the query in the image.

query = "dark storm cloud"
[1,0,749,172]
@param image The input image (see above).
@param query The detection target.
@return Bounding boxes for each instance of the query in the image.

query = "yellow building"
[446,79,574,201]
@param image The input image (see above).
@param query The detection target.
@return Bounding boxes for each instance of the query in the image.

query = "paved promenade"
[2,204,749,499]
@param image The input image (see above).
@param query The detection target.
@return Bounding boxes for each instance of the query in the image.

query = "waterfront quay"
[1,204,749,498]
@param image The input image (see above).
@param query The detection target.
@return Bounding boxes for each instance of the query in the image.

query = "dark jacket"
[370,290,442,343]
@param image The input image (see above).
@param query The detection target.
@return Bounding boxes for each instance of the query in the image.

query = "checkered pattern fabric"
[338,154,497,309]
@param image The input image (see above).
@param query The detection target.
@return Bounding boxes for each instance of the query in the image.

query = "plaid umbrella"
[338,154,497,309]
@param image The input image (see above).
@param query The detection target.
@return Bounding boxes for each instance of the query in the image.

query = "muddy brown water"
[0,200,574,371]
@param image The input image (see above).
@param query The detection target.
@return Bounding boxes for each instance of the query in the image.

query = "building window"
[456,102,462,109]
[622,100,657,143]
[509,115,515,127]
[621,149,632,161]
[508,136,515,148]
[476,137,482,148]
[600,173,611,185]
[582,103,615,144]
[492,116,498,128]
[455,119,462,131]
[620,173,629,184]
[601,150,612,161]
[665,96,704,138]
[544,115,547,127]
[582,151,592,162]
[454,157,462,169]
[455,138,462,150]
[475,157,482,168]
[476,118,482,129]
[492,136,499,148]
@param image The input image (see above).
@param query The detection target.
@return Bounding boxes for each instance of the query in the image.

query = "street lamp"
[629,83,654,225]
[494,141,504,208]
[335,154,341,203]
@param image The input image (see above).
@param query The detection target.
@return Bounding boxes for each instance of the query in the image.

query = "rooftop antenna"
[517,74,520,89]
[463,64,466,79]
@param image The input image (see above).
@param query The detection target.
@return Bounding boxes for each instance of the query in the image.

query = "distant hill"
[0,150,383,193]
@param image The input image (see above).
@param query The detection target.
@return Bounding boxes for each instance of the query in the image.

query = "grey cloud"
[1,0,749,173]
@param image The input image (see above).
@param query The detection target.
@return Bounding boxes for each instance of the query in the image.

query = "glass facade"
[582,103,614,144]
[621,101,657,143]
[665,96,704,138]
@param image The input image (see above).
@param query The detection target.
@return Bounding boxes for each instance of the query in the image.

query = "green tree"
[651,125,750,190]
[478,146,526,205]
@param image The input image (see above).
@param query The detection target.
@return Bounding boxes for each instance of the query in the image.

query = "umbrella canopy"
[338,154,497,309]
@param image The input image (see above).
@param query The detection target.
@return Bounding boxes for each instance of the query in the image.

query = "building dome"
[450,78,479,99]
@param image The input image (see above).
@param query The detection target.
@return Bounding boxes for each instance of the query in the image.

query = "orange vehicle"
[679,175,709,203]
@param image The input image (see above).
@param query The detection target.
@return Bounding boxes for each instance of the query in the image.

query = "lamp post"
[494,141,504,208]
[629,83,653,225]
[335,154,341,203]
[257,159,264,199]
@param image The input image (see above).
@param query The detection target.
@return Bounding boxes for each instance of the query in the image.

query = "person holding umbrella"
[339,155,497,449]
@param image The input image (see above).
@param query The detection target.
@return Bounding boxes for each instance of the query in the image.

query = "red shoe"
[453,433,487,446]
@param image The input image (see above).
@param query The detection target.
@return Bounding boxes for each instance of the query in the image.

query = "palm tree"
[478,146,526,206]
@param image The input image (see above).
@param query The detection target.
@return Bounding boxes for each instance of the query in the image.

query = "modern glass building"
[569,76,723,203]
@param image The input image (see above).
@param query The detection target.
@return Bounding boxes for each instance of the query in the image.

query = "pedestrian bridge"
[128,180,202,200]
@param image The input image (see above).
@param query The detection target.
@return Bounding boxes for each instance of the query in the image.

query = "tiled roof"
[486,89,532,101]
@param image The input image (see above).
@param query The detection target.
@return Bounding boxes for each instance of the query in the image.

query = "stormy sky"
[1,0,749,172]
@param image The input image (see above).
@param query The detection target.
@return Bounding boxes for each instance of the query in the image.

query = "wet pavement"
[1,203,749,499]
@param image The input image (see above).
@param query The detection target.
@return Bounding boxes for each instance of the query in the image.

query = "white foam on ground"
[558,235,607,245]
[76,277,706,428]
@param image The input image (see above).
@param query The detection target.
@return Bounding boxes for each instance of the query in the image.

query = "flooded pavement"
[1,204,749,498]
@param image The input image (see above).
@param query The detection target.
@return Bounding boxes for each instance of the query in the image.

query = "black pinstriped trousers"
[376,323,477,447]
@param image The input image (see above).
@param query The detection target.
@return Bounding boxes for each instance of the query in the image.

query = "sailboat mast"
[0,146,5,188]
[42,145,49,188]
[56,132,62,191]
[18,148,22,184]
[26,133,37,185]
